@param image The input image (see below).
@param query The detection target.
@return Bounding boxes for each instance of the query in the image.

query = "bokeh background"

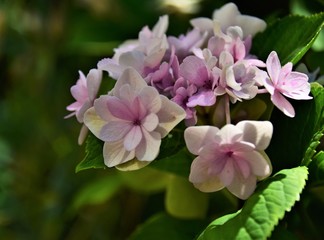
[0,0,323,239]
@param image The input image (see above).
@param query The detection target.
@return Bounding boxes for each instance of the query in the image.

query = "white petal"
[138,86,162,113]
[240,150,272,178]
[227,174,256,200]
[155,96,186,138]
[142,113,159,132]
[219,159,235,186]
[184,126,219,155]
[83,107,107,139]
[135,130,161,161]
[189,157,224,192]
[113,67,147,96]
[86,68,102,101]
[236,120,273,150]
[103,140,135,167]
[78,124,88,145]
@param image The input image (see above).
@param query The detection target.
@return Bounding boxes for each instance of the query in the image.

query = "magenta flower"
[83,68,186,170]
[185,120,273,199]
[263,51,312,117]
[66,69,102,144]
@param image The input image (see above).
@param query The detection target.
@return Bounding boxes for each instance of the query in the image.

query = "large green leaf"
[75,133,106,173]
[198,166,308,240]
[308,151,324,185]
[267,83,324,172]
[129,212,206,240]
[252,12,324,64]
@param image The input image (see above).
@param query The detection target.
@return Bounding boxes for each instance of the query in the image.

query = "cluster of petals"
[83,68,186,170]
[184,121,273,199]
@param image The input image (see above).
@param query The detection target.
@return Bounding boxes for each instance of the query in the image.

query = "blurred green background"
[0,0,323,239]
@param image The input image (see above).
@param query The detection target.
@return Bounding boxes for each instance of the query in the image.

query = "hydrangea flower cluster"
[66,2,312,199]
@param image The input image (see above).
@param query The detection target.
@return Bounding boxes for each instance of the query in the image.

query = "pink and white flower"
[84,68,186,170]
[185,120,273,199]
[66,69,102,144]
[263,51,312,117]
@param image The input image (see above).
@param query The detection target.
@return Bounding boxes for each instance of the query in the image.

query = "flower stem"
[225,94,231,124]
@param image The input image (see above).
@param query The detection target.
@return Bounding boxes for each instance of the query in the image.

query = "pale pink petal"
[279,62,292,80]
[219,158,234,186]
[103,140,135,167]
[266,51,281,85]
[66,101,82,112]
[179,56,209,87]
[99,121,132,142]
[262,76,275,95]
[106,97,134,121]
[217,124,243,145]
[238,150,272,178]
[135,130,161,161]
[86,68,102,101]
[155,96,186,138]
[118,51,145,74]
[152,15,169,38]
[76,100,91,123]
[83,107,107,139]
[113,68,148,96]
[236,120,273,150]
[187,90,216,107]
[227,174,256,200]
[234,158,251,179]
[97,58,123,79]
[271,91,295,117]
[118,84,136,103]
[142,113,159,132]
[184,126,219,155]
[236,15,267,38]
[138,86,162,113]
[124,126,143,151]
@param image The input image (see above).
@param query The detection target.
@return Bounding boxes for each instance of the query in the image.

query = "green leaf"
[69,174,122,213]
[129,212,206,240]
[252,12,324,64]
[75,133,106,173]
[301,127,324,166]
[267,83,324,171]
[198,166,308,240]
[165,175,209,219]
[308,151,324,185]
[150,127,194,177]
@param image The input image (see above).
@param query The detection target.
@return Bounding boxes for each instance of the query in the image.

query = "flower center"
[226,151,234,157]
[133,119,141,126]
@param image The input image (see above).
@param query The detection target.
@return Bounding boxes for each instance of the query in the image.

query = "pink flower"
[66,69,102,144]
[84,68,186,170]
[263,51,312,117]
[185,120,273,200]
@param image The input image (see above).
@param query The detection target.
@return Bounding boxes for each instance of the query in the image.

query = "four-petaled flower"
[185,121,273,199]
[263,51,312,117]
[84,68,186,170]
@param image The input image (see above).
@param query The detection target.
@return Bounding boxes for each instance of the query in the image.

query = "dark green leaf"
[198,166,308,240]
[129,212,206,240]
[75,133,106,173]
[252,12,324,64]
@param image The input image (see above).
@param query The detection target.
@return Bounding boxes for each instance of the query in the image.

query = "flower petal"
[138,86,162,113]
[83,107,107,139]
[124,126,143,151]
[238,150,272,178]
[106,96,134,121]
[187,90,216,107]
[142,113,159,132]
[135,130,161,161]
[113,67,147,96]
[155,96,186,138]
[266,51,281,85]
[99,121,132,142]
[236,120,273,150]
[219,158,235,186]
[271,91,295,117]
[103,140,135,167]
[189,157,224,192]
[184,126,219,155]
[115,159,151,171]
[86,68,102,101]
[227,174,256,200]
